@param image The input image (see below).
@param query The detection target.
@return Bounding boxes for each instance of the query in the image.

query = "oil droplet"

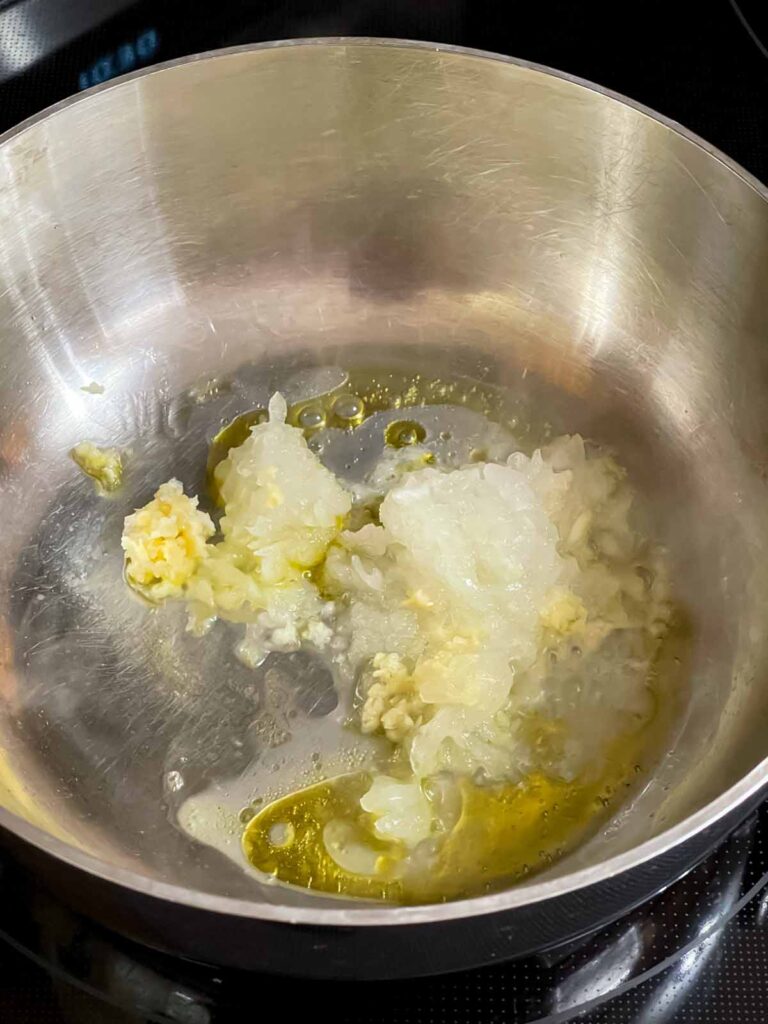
[297,405,326,430]
[333,394,365,425]
[384,419,427,448]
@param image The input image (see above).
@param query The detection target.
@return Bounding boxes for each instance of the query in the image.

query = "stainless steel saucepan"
[0,39,766,979]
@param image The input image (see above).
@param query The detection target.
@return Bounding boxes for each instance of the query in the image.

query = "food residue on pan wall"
[70,441,123,495]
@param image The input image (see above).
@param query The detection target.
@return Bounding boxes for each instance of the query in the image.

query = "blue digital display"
[78,28,160,91]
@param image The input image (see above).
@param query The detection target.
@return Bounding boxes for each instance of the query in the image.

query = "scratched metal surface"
[0,40,764,950]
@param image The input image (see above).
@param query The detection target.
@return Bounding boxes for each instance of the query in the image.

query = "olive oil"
[242,773,403,901]
[206,368,530,504]
[242,722,659,904]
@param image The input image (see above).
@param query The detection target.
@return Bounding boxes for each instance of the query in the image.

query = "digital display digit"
[78,28,160,91]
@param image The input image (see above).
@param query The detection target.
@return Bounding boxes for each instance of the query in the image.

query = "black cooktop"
[2,803,768,1023]
[0,1,765,1021]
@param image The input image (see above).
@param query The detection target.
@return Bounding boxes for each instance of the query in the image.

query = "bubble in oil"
[384,419,427,448]
[297,405,326,431]
[333,394,365,426]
